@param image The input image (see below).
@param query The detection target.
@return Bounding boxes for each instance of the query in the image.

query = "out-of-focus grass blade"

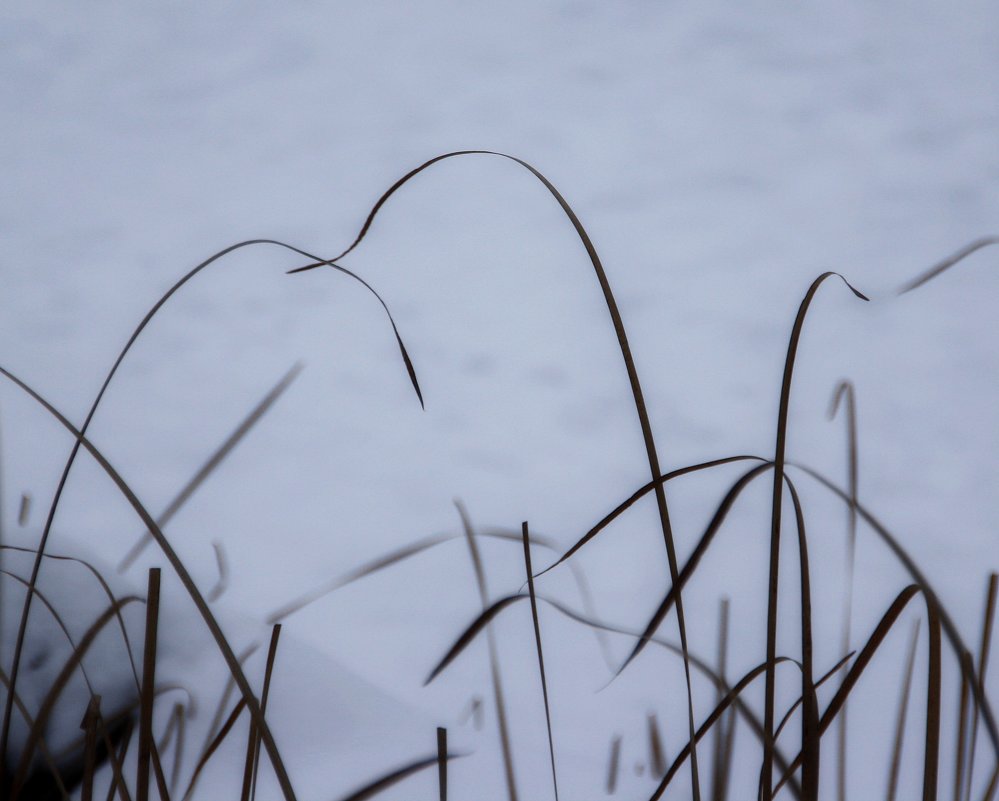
[647,713,666,779]
[455,501,518,801]
[886,621,921,801]
[829,379,859,801]
[206,541,230,604]
[606,735,621,795]
[897,237,999,294]
[117,363,303,573]
[17,493,30,526]
[711,598,733,801]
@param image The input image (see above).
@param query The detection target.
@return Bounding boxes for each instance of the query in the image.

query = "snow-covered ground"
[2,3,998,799]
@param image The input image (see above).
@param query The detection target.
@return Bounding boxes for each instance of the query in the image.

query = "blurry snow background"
[1,2,998,799]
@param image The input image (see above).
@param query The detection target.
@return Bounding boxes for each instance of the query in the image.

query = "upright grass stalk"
[761,272,867,801]
[829,379,859,801]
[521,521,559,801]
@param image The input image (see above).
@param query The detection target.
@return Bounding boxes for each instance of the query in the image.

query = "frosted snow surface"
[1,2,998,799]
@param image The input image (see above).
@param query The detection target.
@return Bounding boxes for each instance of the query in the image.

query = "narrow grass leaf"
[522,522,558,801]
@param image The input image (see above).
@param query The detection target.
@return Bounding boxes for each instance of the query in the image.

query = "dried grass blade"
[956,652,974,801]
[924,595,943,801]
[248,625,282,801]
[332,752,463,801]
[136,569,160,801]
[762,271,868,801]
[437,727,447,801]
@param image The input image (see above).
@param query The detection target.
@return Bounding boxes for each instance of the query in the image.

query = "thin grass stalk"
[966,574,998,801]
[957,652,974,801]
[521,521,559,801]
[785,480,819,800]
[887,621,921,801]
[829,379,859,801]
[925,592,943,801]
[437,727,447,801]
[454,500,518,801]
[136,568,160,801]
[248,625,282,801]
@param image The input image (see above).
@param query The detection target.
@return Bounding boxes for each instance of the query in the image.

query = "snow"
[1,2,998,799]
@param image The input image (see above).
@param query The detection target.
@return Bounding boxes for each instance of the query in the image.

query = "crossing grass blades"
[1,152,997,800]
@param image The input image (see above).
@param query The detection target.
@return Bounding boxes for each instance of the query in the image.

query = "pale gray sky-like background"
[2,3,998,798]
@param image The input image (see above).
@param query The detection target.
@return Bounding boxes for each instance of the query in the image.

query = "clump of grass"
[1,152,997,801]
